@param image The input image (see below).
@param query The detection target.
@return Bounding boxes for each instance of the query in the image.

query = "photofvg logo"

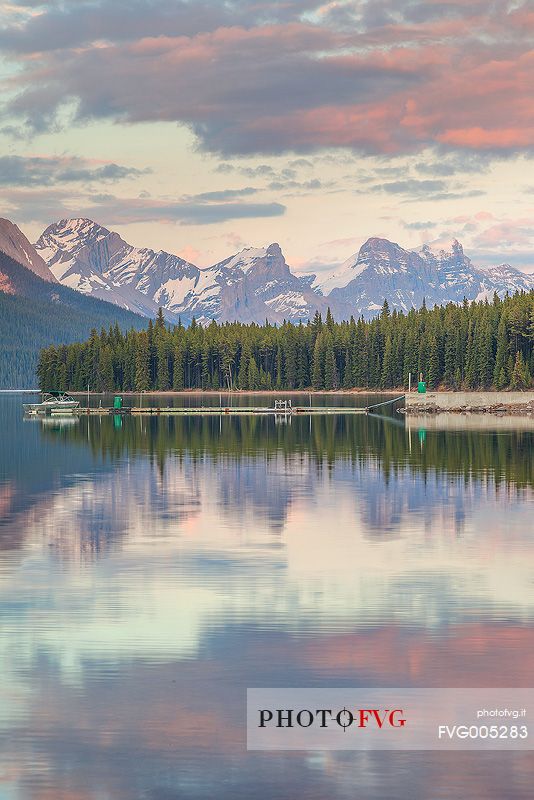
[259,706,406,732]
[247,689,534,751]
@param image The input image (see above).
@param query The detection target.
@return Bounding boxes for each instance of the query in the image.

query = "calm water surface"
[0,393,533,799]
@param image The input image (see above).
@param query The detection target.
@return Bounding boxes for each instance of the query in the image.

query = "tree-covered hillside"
[38,292,534,392]
[0,251,146,388]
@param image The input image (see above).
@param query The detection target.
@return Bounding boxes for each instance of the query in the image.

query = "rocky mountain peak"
[0,218,56,283]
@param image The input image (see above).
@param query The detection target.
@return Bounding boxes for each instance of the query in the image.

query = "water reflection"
[0,394,533,799]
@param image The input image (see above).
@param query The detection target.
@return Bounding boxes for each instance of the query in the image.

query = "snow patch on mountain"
[218,246,270,273]
[315,252,367,293]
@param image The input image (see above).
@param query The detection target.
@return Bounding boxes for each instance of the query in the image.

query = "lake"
[0,392,533,799]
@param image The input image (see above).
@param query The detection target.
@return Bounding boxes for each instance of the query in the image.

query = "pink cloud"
[474,218,534,249]
[3,3,534,157]
[438,127,534,149]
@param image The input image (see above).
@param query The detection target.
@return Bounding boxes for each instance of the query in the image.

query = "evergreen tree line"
[38,292,534,393]
[0,251,145,388]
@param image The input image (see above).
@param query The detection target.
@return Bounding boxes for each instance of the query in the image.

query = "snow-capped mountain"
[33,219,533,324]
[0,218,56,283]
[35,218,198,322]
[323,237,439,315]
[35,219,329,324]
[186,242,329,324]
[476,263,533,299]
[318,237,533,317]
[420,240,492,302]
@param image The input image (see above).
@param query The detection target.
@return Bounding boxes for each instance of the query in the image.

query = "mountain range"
[34,219,332,325]
[1,216,533,329]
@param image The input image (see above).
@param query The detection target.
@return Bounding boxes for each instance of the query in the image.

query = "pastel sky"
[0,0,533,274]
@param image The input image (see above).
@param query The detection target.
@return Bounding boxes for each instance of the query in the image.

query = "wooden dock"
[77,405,371,416]
[75,395,405,416]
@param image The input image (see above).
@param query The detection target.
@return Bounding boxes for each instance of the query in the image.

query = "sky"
[0,0,533,275]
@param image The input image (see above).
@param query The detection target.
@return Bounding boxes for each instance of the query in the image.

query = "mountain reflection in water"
[0,394,532,800]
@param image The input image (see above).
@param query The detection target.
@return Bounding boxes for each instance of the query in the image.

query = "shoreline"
[68,388,403,397]
[18,388,534,416]
[67,388,534,397]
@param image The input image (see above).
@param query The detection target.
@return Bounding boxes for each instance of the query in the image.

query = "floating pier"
[79,405,369,415]
[74,395,405,417]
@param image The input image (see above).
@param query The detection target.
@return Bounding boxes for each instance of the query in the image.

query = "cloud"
[0,155,148,186]
[214,163,235,174]
[1,1,532,160]
[473,217,534,250]
[287,158,314,169]
[190,187,258,202]
[372,178,447,195]
[414,150,496,177]
[0,0,324,52]
[240,164,277,177]
[424,210,534,271]
[2,181,286,226]
[268,177,325,192]
[403,220,437,230]
[0,23,431,154]
[81,195,286,225]
[2,186,78,223]
[355,174,486,201]
[0,1,253,53]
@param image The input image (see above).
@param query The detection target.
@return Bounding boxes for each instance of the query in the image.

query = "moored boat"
[23,392,80,415]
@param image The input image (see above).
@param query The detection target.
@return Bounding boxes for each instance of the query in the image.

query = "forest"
[0,251,145,388]
[37,291,534,393]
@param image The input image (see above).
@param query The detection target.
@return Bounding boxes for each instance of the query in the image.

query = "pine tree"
[274,345,282,389]
[134,332,150,392]
[147,319,156,387]
[510,351,531,390]
[477,316,494,389]
[367,323,382,388]
[353,321,368,387]
[427,333,441,390]
[323,331,338,389]
[247,355,260,389]
[464,321,478,388]
[155,307,165,330]
[284,328,297,389]
[99,345,114,391]
[443,319,459,387]
[493,315,509,388]
[296,338,309,388]
[312,332,324,389]
[325,307,335,330]
[156,337,170,391]
[343,344,353,389]
[201,342,211,390]
[381,334,394,388]
[172,342,184,390]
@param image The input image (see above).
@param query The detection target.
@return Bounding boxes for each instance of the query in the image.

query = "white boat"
[23,392,80,415]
